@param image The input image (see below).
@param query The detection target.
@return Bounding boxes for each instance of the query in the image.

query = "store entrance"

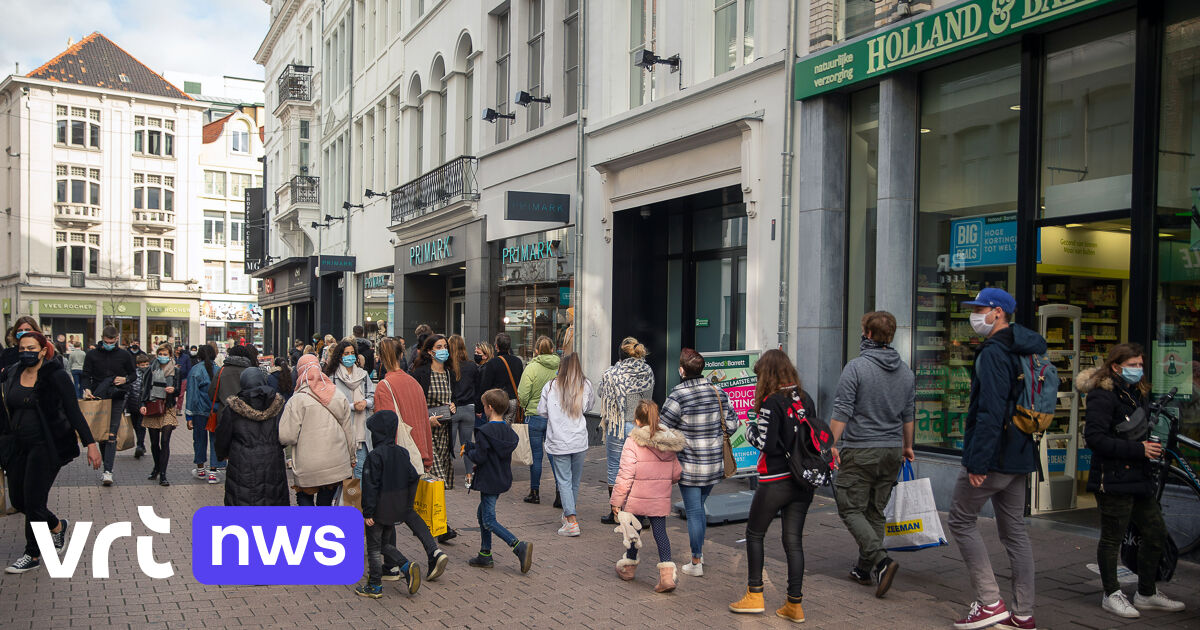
[612,185,747,401]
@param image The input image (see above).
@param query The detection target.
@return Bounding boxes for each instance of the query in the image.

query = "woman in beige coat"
[280,354,354,506]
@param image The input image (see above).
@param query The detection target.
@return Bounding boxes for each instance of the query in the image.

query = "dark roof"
[27,33,192,101]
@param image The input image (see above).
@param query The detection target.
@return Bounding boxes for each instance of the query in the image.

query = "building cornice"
[7,75,206,110]
[256,0,300,66]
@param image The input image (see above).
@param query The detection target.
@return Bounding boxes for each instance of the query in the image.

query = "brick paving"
[0,426,1197,630]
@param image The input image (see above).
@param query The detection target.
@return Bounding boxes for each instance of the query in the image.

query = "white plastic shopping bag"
[883,461,948,551]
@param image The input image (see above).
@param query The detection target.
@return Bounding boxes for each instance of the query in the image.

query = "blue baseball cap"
[962,287,1016,313]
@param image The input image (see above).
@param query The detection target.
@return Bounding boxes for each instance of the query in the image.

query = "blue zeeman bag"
[883,461,949,551]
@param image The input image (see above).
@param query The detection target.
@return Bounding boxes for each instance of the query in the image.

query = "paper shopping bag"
[511,423,533,467]
[341,478,363,511]
[883,461,948,551]
[115,415,136,451]
[413,477,448,537]
[77,399,113,442]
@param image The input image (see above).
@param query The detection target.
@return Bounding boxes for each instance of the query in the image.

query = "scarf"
[337,364,368,390]
[860,336,890,352]
[296,355,335,407]
[597,357,653,439]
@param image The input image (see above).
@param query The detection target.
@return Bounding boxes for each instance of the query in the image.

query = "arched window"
[454,32,475,155]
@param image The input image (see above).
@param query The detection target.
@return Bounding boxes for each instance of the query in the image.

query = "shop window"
[1040,12,1134,218]
[498,227,575,361]
[1157,0,1200,451]
[914,46,1020,450]
[846,86,879,361]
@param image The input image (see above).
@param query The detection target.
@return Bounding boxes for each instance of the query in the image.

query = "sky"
[0,0,269,82]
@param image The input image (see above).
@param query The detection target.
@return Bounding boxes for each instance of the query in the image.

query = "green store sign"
[794,0,1120,100]
[39,299,97,315]
[146,302,191,317]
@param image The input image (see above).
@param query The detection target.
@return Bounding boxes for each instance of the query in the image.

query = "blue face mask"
[1121,367,1143,384]
[101,342,116,351]
[341,355,357,368]
[157,356,170,365]
[434,349,450,363]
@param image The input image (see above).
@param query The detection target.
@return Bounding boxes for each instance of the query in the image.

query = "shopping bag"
[883,461,948,551]
[340,478,363,511]
[511,423,533,466]
[115,415,136,451]
[1121,523,1178,582]
[77,399,113,442]
[413,476,448,537]
[395,420,426,475]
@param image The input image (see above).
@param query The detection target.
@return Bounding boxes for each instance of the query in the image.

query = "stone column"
[874,73,918,362]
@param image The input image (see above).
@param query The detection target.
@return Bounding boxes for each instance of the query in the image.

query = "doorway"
[612,185,747,400]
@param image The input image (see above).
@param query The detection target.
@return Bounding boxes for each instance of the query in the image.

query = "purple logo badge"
[192,506,364,585]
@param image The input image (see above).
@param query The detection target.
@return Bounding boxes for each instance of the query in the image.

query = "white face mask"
[969,310,997,337]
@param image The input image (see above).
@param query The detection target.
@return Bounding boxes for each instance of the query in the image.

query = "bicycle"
[1150,387,1200,554]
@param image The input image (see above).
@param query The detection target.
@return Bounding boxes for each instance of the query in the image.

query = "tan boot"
[654,562,677,593]
[729,588,765,614]
[776,598,805,623]
[616,557,638,581]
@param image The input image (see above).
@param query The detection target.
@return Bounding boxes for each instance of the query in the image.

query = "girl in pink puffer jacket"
[611,400,685,593]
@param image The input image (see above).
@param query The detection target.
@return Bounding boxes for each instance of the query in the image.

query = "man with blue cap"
[947,287,1046,630]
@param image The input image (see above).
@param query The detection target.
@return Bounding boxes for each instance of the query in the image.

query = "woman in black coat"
[214,368,288,506]
[0,331,102,574]
[1080,343,1186,617]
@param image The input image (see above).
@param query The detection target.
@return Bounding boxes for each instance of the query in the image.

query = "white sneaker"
[207,471,220,484]
[193,467,208,479]
[681,560,704,577]
[101,471,113,486]
[557,521,580,537]
[1102,591,1140,618]
[1133,589,1186,612]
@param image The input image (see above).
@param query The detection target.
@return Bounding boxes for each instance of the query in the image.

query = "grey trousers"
[947,468,1035,616]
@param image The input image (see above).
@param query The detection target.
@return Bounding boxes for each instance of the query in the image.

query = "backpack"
[776,394,835,489]
[1010,353,1059,435]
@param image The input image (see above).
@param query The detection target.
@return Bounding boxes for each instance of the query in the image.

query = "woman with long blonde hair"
[538,352,594,536]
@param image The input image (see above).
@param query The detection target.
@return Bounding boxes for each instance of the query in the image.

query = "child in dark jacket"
[357,410,422,599]
[463,388,533,573]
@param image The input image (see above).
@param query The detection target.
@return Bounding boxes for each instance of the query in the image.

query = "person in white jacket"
[325,340,375,479]
[279,355,354,506]
[539,353,595,537]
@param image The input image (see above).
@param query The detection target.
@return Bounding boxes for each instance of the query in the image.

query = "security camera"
[514,90,551,107]
[482,108,516,123]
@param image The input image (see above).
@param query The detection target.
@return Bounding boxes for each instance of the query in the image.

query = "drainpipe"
[344,0,355,335]
[776,0,797,351]
[573,0,587,364]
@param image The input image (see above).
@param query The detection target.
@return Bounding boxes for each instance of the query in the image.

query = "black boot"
[159,473,169,487]
[600,485,616,525]
[147,469,159,481]
[523,489,540,504]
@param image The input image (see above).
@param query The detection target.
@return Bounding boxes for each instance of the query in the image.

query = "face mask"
[15,330,31,339]
[474,353,484,364]
[190,351,197,357]
[969,311,996,337]
[157,356,170,365]
[341,355,357,368]
[101,342,116,351]
[1121,367,1143,384]
[17,351,40,368]
[434,349,450,363]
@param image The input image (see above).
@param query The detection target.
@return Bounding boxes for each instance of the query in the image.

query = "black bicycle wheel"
[1161,465,1200,554]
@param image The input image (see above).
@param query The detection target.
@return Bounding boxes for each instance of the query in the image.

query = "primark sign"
[793,0,1120,100]
[410,236,453,266]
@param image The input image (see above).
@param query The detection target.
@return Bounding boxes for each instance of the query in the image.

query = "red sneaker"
[996,615,1036,630]
[953,600,1011,630]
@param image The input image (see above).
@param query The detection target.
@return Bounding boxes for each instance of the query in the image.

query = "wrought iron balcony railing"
[276,175,320,211]
[277,64,312,107]
[390,156,479,225]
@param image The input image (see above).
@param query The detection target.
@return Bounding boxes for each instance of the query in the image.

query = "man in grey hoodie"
[830,310,915,599]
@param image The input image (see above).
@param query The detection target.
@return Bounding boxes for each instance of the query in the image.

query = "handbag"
[206,368,223,432]
[144,398,167,417]
[380,379,426,475]
[712,385,736,478]
[512,423,533,466]
[499,356,525,424]
[882,461,949,551]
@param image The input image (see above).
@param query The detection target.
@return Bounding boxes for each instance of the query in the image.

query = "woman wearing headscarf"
[216,369,288,506]
[137,343,181,486]
[325,340,375,480]
[596,336,655,525]
[279,354,355,506]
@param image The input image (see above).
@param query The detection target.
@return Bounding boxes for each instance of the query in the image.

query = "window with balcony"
[300,120,311,172]
[55,231,100,275]
[56,164,101,206]
[55,106,101,149]
[204,170,227,197]
[714,0,755,76]
[564,0,580,115]
[132,116,175,157]
[495,9,511,143]
[527,0,546,131]
[204,211,227,246]
[132,236,175,279]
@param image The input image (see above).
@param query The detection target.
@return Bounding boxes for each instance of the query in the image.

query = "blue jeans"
[606,422,635,485]
[190,415,224,469]
[477,493,518,552]
[525,414,547,491]
[680,483,715,559]
[354,443,367,479]
[549,451,586,518]
[71,370,83,398]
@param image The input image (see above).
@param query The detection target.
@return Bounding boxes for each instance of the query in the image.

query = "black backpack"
[776,393,835,489]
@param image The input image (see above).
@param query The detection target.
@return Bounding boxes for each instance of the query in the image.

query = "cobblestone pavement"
[0,427,1197,630]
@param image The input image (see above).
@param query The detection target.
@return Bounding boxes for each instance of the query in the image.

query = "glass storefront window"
[915,46,1020,450]
[1040,12,1135,218]
[498,227,575,362]
[1158,0,1200,447]
[846,86,878,361]
[360,272,394,341]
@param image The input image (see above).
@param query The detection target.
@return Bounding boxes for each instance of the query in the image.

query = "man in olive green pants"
[830,311,916,599]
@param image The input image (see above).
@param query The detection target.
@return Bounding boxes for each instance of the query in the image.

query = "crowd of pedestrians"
[0,290,1190,626]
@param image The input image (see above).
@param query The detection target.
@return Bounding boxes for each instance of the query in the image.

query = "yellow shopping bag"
[413,476,447,537]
